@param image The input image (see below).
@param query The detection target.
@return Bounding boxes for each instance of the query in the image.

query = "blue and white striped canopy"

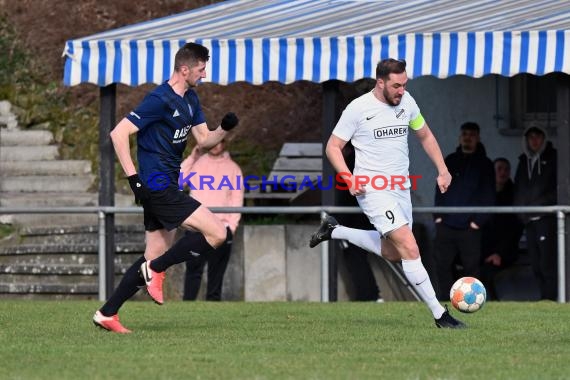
[63,0,570,87]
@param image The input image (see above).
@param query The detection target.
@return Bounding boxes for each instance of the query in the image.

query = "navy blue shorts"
[143,186,201,231]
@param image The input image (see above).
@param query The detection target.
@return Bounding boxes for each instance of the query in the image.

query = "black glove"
[127,174,151,205]
[221,112,239,131]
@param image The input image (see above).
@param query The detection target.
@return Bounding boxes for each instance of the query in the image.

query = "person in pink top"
[180,139,244,300]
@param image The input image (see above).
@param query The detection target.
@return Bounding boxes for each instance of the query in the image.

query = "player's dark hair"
[174,42,210,71]
[376,58,406,80]
[460,122,480,133]
[494,157,510,168]
[524,126,545,138]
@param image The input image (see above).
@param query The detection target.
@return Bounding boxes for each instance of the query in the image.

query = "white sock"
[401,258,445,319]
[331,226,382,257]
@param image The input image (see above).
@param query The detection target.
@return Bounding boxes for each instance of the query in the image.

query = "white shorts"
[356,189,413,236]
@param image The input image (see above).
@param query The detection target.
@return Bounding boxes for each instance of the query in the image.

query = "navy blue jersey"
[126,82,205,186]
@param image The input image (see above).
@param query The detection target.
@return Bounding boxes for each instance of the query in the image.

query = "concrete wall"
[164,225,416,302]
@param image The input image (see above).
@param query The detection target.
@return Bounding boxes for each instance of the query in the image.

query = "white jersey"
[332,90,424,190]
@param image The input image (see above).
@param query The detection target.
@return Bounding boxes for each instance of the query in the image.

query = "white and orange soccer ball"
[450,276,487,313]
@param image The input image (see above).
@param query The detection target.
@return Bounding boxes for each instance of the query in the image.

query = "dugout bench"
[244,142,323,205]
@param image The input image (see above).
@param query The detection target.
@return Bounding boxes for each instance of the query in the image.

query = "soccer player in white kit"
[310,58,465,328]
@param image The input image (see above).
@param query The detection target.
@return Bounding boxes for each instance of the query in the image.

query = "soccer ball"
[450,276,486,313]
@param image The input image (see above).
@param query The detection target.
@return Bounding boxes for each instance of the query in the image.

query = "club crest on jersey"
[374,125,408,139]
[394,108,406,119]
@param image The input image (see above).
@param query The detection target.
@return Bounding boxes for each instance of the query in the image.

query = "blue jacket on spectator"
[434,142,495,229]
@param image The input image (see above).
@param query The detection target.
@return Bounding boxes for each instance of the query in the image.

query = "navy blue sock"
[150,231,215,273]
[99,255,146,316]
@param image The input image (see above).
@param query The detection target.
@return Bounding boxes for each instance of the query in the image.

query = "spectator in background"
[181,140,244,301]
[433,122,495,300]
[480,158,524,300]
[514,125,558,301]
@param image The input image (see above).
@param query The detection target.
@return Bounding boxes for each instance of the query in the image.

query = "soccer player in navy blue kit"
[93,42,238,333]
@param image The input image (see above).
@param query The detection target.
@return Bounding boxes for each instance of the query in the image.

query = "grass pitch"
[0,300,568,379]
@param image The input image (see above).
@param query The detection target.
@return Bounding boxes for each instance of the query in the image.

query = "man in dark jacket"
[433,122,495,300]
[480,158,524,300]
[514,125,558,300]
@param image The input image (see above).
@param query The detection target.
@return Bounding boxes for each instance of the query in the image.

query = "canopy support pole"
[557,75,570,302]
[322,80,341,301]
[99,84,116,298]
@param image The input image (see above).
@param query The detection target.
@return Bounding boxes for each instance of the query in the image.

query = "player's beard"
[383,88,402,106]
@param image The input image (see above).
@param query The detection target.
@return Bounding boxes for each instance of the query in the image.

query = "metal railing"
[1,205,568,302]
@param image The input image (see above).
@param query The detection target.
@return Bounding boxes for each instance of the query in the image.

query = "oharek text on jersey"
[374,125,408,139]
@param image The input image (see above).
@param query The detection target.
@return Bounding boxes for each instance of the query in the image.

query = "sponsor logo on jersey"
[173,109,180,117]
[374,125,408,139]
[395,108,406,119]
[173,125,191,139]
